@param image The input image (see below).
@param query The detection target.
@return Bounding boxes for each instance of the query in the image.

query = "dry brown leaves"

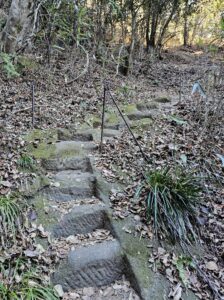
[62,277,140,300]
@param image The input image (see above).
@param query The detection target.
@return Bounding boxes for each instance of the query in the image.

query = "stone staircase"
[28,100,196,300]
[32,130,139,298]
[43,133,126,287]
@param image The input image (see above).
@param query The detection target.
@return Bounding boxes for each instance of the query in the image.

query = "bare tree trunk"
[157,0,179,48]
[148,11,158,49]
[145,3,151,52]
[183,0,189,46]
[128,8,137,74]
[0,0,34,53]
[73,0,79,44]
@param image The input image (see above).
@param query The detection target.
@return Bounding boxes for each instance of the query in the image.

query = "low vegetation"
[136,167,201,244]
[0,266,59,300]
[17,155,35,171]
[0,196,22,246]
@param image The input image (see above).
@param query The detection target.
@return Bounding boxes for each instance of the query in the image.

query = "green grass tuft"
[0,268,59,300]
[17,155,35,170]
[0,196,22,244]
[135,167,201,243]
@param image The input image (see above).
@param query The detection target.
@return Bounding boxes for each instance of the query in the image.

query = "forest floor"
[0,47,223,299]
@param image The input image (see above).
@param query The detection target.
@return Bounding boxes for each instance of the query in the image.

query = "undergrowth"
[0,196,22,246]
[17,155,35,170]
[136,167,201,244]
[0,262,59,300]
[0,52,19,78]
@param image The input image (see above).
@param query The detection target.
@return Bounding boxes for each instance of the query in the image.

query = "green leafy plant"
[135,167,201,243]
[0,52,20,78]
[175,255,195,286]
[17,155,35,170]
[0,196,21,243]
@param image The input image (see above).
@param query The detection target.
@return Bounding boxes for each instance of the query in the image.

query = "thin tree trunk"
[73,0,79,45]
[0,0,34,53]
[157,0,179,49]
[145,3,151,52]
[148,11,158,48]
[183,0,188,46]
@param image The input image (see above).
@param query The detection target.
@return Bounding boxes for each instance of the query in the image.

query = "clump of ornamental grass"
[0,196,22,245]
[135,167,201,244]
[0,265,59,300]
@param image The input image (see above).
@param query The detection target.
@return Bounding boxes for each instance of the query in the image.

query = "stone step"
[42,172,96,202]
[66,128,122,142]
[41,157,92,172]
[127,111,153,121]
[55,141,98,156]
[58,129,94,141]
[53,171,95,186]
[102,129,121,138]
[52,204,109,237]
[136,102,158,111]
[52,240,124,290]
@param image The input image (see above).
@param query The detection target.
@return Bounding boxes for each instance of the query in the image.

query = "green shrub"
[0,52,19,78]
[135,167,201,243]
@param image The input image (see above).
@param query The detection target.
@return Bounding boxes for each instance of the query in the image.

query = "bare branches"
[66,44,89,85]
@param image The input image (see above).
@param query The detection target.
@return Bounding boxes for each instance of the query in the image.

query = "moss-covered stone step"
[52,240,124,290]
[41,171,96,202]
[58,129,94,142]
[41,157,92,172]
[154,96,171,103]
[65,127,122,142]
[127,111,153,121]
[52,204,109,237]
[136,102,158,111]
[55,141,98,157]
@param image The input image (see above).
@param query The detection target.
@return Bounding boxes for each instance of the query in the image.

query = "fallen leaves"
[206,261,219,272]
[51,229,115,258]
[62,278,140,300]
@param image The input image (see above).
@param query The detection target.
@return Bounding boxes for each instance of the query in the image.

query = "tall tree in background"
[0,0,34,53]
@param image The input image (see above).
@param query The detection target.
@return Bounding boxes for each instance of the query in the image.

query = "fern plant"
[0,52,19,78]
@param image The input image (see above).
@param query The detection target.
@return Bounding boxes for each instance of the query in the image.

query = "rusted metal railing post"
[100,85,107,152]
[32,82,35,128]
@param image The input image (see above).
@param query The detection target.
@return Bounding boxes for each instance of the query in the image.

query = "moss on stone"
[136,102,158,111]
[131,118,153,133]
[25,129,58,143]
[21,175,50,197]
[111,218,152,288]
[122,104,137,114]
[84,115,101,128]
[30,142,56,159]
[32,195,58,228]
[106,112,119,125]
